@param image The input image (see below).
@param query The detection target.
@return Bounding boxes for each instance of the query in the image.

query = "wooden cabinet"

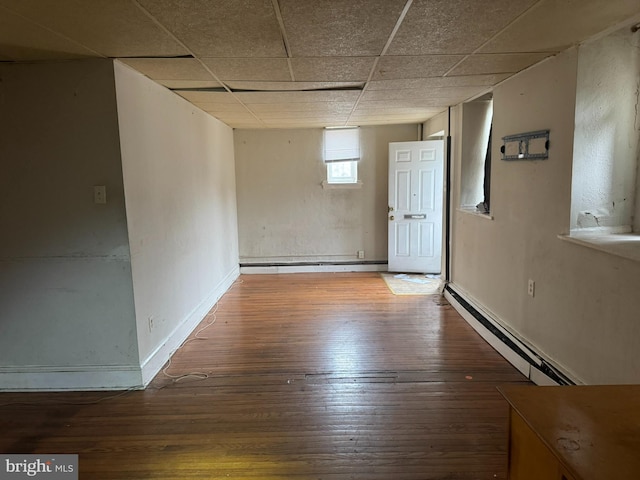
[498,385,640,480]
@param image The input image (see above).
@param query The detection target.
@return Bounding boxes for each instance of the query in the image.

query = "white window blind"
[324,127,360,163]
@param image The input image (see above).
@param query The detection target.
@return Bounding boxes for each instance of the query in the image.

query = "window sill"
[321,180,363,190]
[457,206,494,221]
[558,227,640,262]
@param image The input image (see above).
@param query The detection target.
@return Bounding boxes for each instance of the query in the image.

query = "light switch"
[94,185,107,204]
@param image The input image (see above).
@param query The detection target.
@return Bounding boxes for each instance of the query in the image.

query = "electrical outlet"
[357,250,365,259]
[94,185,107,204]
[528,279,535,297]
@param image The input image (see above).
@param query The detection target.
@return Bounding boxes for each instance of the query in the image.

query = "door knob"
[389,215,394,221]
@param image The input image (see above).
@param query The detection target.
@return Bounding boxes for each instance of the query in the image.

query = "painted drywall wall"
[114,62,239,381]
[0,60,140,389]
[450,48,640,384]
[234,125,418,264]
[460,101,492,208]
[571,27,640,230]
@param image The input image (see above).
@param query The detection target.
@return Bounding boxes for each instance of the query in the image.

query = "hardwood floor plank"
[1,273,528,479]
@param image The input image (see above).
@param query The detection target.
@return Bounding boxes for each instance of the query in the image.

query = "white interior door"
[388,140,444,273]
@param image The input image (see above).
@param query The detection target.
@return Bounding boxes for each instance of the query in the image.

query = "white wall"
[449,48,640,384]
[0,60,140,389]
[571,27,640,230]
[114,62,239,383]
[234,125,418,265]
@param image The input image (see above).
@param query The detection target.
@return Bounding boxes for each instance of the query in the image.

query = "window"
[570,22,640,234]
[324,127,360,185]
[327,160,358,184]
[460,95,493,214]
[560,21,640,263]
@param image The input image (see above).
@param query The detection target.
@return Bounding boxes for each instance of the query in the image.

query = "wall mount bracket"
[500,130,549,161]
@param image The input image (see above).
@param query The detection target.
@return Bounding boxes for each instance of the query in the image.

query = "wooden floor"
[0,273,529,479]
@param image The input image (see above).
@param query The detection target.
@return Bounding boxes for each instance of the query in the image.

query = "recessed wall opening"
[570,22,640,234]
[460,93,493,214]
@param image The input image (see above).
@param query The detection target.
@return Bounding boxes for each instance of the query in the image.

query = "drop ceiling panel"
[225,81,364,91]
[353,104,444,115]
[118,58,214,81]
[449,53,553,76]
[175,91,240,104]
[211,112,260,122]
[367,74,510,90]
[1,0,633,129]
[137,0,286,57]
[236,90,361,104]
[350,114,432,122]
[0,8,97,60]
[249,102,356,113]
[480,0,640,53]
[158,80,222,89]
[290,57,376,82]
[197,103,252,113]
[202,58,290,81]
[387,0,537,55]
[362,86,484,102]
[374,56,464,80]
[255,109,353,120]
[262,118,350,127]
[0,0,187,57]
[279,0,407,56]
[359,98,463,108]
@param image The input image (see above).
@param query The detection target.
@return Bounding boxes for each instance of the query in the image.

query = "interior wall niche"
[571,23,640,232]
[460,95,493,212]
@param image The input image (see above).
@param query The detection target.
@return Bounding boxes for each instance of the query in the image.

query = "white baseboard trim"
[240,264,387,274]
[139,265,240,386]
[0,365,143,392]
[444,283,577,386]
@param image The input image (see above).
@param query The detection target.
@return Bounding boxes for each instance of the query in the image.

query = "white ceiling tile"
[249,102,356,113]
[359,98,461,108]
[175,91,239,104]
[362,86,484,102]
[202,58,290,81]
[0,0,187,57]
[448,53,553,76]
[237,90,361,104]
[353,104,444,114]
[211,112,260,121]
[197,103,253,113]
[480,0,640,53]
[387,0,537,55]
[290,57,375,82]
[255,110,353,120]
[137,0,286,57]
[374,56,464,80]
[118,58,214,81]
[367,74,511,90]
[157,80,222,89]
[262,118,350,127]
[225,81,365,91]
[279,0,407,56]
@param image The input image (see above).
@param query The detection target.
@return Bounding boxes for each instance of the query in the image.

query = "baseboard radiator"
[444,284,575,386]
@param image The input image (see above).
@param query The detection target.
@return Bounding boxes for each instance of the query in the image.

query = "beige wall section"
[235,125,418,264]
[114,61,239,381]
[450,49,640,384]
[0,60,140,389]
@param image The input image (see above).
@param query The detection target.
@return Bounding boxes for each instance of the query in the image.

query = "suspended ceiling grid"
[0,0,638,129]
